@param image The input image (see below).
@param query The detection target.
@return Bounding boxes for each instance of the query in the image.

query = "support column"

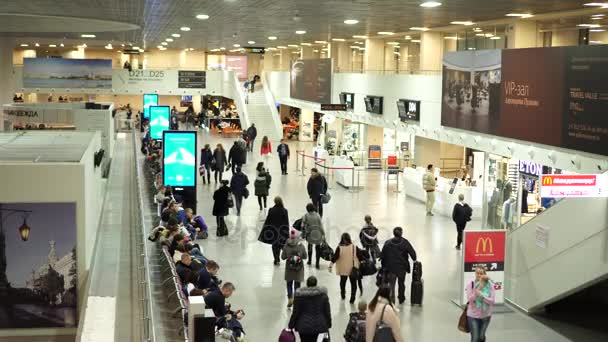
[507,21,539,49]
[279,50,291,71]
[364,39,385,73]
[300,46,314,59]
[420,32,443,72]
[263,52,274,72]
[0,38,15,107]
[444,38,457,52]
[384,44,397,74]
[551,30,579,47]
[398,44,409,73]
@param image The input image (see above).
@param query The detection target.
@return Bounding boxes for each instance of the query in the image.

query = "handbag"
[321,192,331,204]
[373,305,396,342]
[279,328,296,342]
[243,188,250,199]
[458,281,473,333]
[359,254,378,276]
[198,165,205,176]
[319,240,334,261]
[227,194,235,208]
[349,245,361,281]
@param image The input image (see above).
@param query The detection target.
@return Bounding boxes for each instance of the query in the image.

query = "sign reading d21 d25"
[178,71,206,89]
[461,230,506,305]
[163,131,197,187]
[149,105,170,140]
[540,174,608,198]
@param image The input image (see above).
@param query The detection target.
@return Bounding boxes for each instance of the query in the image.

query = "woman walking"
[254,162,272,211]
[329,233,363,304]
[212,143,227,184]
[229,166,249,216]
[366,285,403,342]
[282,229,307,308]
[200,144,213,185]
[288,276,332,342]
[466,266,495,342]
[302,203,325,269]
[258,196,290,265]
[212,180,231,236]
[260,136,272,166]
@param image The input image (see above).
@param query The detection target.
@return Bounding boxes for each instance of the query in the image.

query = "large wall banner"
[0,202,77,329]
[23,58,112,89]
[163,131,197,187]
[290,58,332,103]
[441,45,608,156]
[461,230,506,305]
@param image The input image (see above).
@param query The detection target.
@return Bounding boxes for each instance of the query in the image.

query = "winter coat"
[229,144,244,165]
[247,126,258,140]
[366,299,404,342]
[422,171,436,191]
[288,286,332,334]
[359,223,379,249]
[452,202,471,228]
[331,243,361,276]
[213,148,227,171]
[281,237,308,282]
[302,212,324,245]
[258,205,290,246]
[254,171,272,196]
[230,172,249,196]
[212,185,231,217]
[380,237,417,276]
[200,148,213,166]
[307,174,328,199]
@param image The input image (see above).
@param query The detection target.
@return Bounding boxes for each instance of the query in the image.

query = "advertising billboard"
[149,106,170,140]
[290,58,332,103]
[142,94,158,120]
[461,230,506,305]
[441,45,608,156]
[226,55,249,80]
[23,58,112,89]
[540,174,608,198]
[163,131,197,187]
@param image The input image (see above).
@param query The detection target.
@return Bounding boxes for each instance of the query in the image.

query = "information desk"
[402,167,483,219]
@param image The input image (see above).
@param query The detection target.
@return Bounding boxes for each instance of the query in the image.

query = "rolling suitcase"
[411,261,423,306]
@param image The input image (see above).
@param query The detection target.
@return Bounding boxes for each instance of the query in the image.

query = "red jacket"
[261,141,272,155]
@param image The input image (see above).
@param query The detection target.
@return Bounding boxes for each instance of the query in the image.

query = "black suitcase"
[412,261,422,281]
[411,279,424,306]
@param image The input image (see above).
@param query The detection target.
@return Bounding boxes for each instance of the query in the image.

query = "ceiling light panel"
[420,1,442,8]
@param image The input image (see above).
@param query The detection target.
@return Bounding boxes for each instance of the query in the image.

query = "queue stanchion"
[300,152,306,177]
[295,150,302,173]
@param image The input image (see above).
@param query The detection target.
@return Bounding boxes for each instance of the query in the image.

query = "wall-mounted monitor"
[149,105,170,140]
[163,130,197,187]
[339,92,355,110]
[143,94,159,120]
[397,99,421,122]
[364,95,383,114]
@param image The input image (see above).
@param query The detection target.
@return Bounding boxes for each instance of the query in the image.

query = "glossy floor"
[192,131,576,342]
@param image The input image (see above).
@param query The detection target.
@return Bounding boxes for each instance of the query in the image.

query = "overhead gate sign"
[461,230,506,305]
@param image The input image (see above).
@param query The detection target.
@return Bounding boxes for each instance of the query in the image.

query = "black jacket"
[204,289,228,317]
[380,237,417,276]
[213,185,231,217]
[452,202,471,228]
[307,174,328,199]
[200,148,213,166]
[230,172,249,196]
[359,224,379,249]
[196,267,220,292]
[288,286,332,334]
[277,143,290,157]
[213,149,227,170]
[175,260,202,280]
[258,205,290,246]
[229,144,244,165]
[247,126,257,140]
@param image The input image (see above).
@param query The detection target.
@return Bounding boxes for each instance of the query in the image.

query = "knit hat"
[290,229,298,238]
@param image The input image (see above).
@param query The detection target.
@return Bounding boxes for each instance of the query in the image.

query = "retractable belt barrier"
[295,150,361,191]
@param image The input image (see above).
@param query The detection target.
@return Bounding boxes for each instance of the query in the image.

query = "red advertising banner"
[387,155,397,166]
[462,230,507,305]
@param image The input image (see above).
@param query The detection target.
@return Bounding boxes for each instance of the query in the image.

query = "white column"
[507,21,539,49]
[420,32,444,72]
[300,46,314,59]
[364,39,385,73]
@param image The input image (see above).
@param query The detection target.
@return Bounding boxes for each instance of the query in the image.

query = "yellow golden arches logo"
[543,176,553,185]
[476,237,493,254]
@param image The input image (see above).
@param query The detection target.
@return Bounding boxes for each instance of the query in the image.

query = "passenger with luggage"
[466,266,495,342]
[306,168,328,217]
[365,285,404,342]
[258,196,290,265]
[329,232,363,304]
[288,276,332,342]
[301,203,325,269]
[254,162,272,211]
[199,144,213,185]
[379,227,417,305]
[281,229,308,308]
[344,300,368,342]
[213,144,228,184]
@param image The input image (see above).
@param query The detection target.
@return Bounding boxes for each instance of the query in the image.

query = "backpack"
[344,313,366,342]
[463,204,473,222]
[374,305,396,342]
[286,255,303,272]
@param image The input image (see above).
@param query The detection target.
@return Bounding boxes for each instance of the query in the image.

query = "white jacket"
[422,171,436,191]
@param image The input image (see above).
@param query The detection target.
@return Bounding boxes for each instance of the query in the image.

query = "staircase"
[245,84,282,142]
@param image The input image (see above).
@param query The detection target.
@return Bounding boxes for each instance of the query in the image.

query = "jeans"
[387,273,407,304]
[214,170,223,183]
[307,243,321,266]
[286,280,301,298]
[234,194,243,215]
[312,197,324,217]
[271,243,281,263]
[340,275,358,301]
[468,316,491,342]
[257,195,267,210]
[279,155,288,174]
[457,224,465,247]
[249,139,255,152]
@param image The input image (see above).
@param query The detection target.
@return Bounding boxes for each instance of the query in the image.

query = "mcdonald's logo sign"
[542,176,553,186]
[476,237,493,254]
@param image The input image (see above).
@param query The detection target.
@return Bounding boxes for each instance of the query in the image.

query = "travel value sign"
[540,174,608,198]
[162,131,197,187]
[461,230,506,305]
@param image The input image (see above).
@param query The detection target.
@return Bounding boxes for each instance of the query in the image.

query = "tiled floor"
[193,131,573,342]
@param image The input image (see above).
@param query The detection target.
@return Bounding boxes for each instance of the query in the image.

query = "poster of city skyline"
[0,202,77,329]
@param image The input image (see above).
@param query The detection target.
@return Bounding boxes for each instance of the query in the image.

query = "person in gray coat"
[282,229,308,308]
[302,203,325,269]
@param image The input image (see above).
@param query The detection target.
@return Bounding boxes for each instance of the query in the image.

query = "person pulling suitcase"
[379,227,417,305]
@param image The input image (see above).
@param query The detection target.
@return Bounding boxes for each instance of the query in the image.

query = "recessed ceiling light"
[444,36,458,40]
[577,24,601,28]
[166,38,174,42]
[387,41,400,45]
[410,27,429,31]
[451,21,475,26]
[288,44,299,48]
[506,13,534,18]
[378,32,395,35]
[473,28,483,32]
[133,46,140,50]
[484,33,494,37]
[313,49,319,52]
[105,44,113,50]
[584,3,608,7]
[332,38,345,41]
[60,43,64,47]
[20,44,28,47]
[157,45,163,49]
[220,47,226,50]
[490,36,501,40]
[411,39,421,43]
[233,44,241,47]
[49,44,56,47]
[35,43,40,47]
[350,45,360,49]
[196,14,210,20]
[591,17,604,20]
[590,28,606,32]
[121,44,125,47]
[180,27,191,31]
[344,19,359,25]
[314,40,328,44]
[353,35,368,39]
[475,33,486,37]
[161,42,168,45]
[404,36,412,40]
[189,48,194,51]
[301,42,312,46]
[277,46,287,49]
[81,34,96,38]
[591,14,605,17]
[420,1,442,8]
[268,36,277,40]
[248,41,256,44]
[172,33,181,38]
[590,40,604,44]
[296,30,307,34]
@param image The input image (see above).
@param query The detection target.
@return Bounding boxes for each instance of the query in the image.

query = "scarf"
[474,280,491,312]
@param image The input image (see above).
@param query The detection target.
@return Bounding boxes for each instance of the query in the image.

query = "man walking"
[307,168,328,217]
[380,227,417,304]
[422,164,437,216]
[228,141,244,174]
[277,139,290,175]
[452,194,472,250]
[247,124,258,152]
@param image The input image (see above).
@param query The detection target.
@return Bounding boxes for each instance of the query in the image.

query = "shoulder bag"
[349,245,361,281]
[373,304,396,342]
[458,281,473,333]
